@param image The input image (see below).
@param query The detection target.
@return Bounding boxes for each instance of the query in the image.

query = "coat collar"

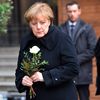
[62,19,87,41]
[22,25,59,51]
[74,19,87,41]
[39,25,58,50]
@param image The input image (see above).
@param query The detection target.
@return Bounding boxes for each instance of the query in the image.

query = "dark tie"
[70,24,75,39]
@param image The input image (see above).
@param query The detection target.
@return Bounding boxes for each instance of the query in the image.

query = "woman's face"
[29,15,51,38]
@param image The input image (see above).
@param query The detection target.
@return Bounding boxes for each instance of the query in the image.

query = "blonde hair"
[24,2,54,23]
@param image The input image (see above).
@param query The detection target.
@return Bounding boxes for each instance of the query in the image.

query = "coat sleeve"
[77,25,97,64]
[15,38,29,93]
[42,35,79,87]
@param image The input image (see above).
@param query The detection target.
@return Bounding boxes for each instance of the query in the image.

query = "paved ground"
[90,59,100,100]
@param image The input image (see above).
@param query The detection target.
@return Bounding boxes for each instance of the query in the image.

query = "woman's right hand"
[22,75,33,87]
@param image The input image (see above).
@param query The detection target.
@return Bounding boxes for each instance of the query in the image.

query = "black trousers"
[76,84,90,100]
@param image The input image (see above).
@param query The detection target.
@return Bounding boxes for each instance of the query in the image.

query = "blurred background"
[0,0,100,100]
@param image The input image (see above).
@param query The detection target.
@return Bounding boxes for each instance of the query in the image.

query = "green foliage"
[0,0,13,35]
[21,51,48,98]
[21,52,48,76]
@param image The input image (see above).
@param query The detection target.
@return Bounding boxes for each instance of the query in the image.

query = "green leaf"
[0,0,13,35]
[21,50,48,76]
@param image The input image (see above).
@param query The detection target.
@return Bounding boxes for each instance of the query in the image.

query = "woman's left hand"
[31,72,44,82]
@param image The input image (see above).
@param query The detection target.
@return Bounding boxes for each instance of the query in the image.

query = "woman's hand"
[22,75,33,87]
[31,72,44,82]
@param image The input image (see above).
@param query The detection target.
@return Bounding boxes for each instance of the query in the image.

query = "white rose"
[30,46,40,54]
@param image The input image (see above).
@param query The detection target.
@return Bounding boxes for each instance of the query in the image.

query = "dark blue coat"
[95,37,100,95]
[15,26,79,100]
[59,19,97,84]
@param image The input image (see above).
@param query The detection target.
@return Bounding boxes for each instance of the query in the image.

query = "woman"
[95,37,100,95]
[15,2,79,100]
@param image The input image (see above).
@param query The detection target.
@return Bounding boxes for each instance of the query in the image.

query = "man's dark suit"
[59,18,97,100]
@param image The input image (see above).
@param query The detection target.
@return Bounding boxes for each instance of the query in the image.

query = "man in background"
[59,1,97,100]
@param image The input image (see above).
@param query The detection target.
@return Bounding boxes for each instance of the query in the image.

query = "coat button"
[73,80,76,83]
[55,78,58,81]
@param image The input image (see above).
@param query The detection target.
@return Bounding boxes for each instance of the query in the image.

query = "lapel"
[66,21,71,34]
[60,19,87,44]
[73,19,86,44]
[63,20,85,40]
[60,21,70,36]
